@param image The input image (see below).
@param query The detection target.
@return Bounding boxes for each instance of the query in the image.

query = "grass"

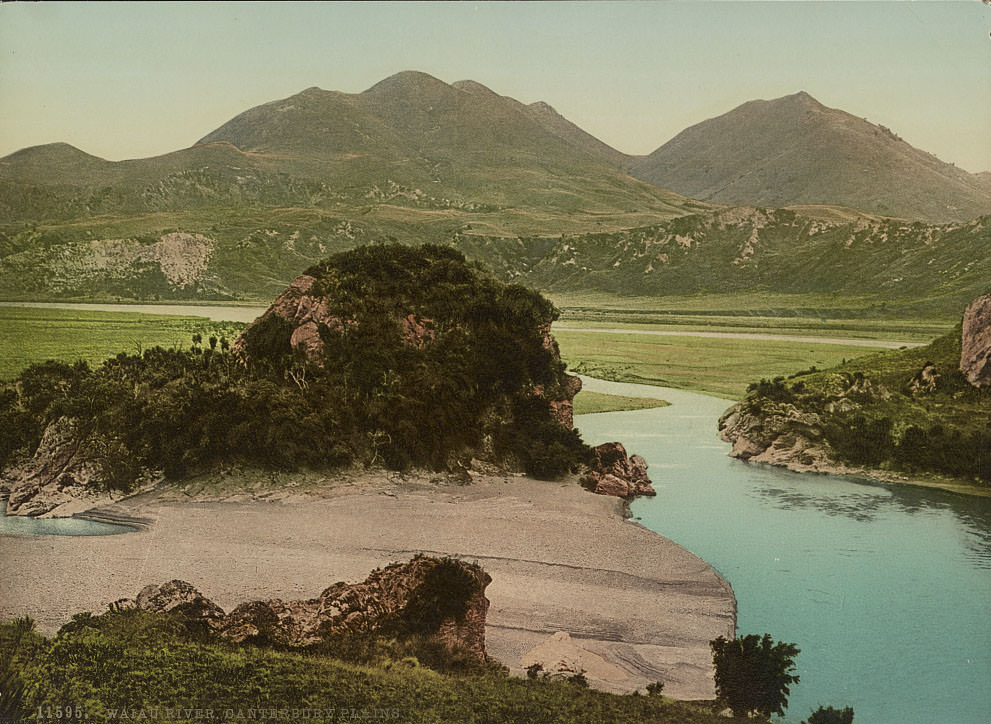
[574,390,670,415]
[0,307,246,380]
[2,613,735,724]
[556,329,897,400]
[548,290,955,342]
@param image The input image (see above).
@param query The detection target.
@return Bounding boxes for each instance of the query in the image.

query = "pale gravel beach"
[0,471,735,700]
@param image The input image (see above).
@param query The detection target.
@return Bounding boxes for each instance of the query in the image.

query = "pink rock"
[961,293,991,387]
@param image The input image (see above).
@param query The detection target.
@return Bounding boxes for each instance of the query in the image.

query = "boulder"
[961,292,991,387]
[909,362,940,395]
[119,556,491,662]
[135,580,226,626]
[583,441,655,498]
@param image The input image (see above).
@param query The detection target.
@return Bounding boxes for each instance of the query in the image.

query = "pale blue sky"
[1,1,989,171]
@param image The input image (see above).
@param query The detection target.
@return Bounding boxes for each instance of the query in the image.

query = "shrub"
[805,705,855,724]
[710,633,800,718]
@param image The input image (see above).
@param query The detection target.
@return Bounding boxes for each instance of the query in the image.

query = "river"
[576,376,991,724]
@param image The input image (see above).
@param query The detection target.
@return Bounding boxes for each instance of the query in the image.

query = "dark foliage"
[805,705,855,724]
[0,615,731,724]
[400,557,479,634]
[710,633,800,718]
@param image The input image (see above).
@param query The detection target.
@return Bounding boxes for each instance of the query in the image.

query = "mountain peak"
[362,70,450,96]
[1,142,108,165]
[528,100,558,115]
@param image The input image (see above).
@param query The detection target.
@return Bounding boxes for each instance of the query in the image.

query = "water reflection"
[750,477,991,566]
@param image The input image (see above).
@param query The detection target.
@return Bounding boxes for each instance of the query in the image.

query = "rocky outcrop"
[909,362,940,395]
[583,441,655,498]
[2,418,104,517]
[133,579,226,625]
[718,400,855,475]
[233,274,351,363]
[125,556,491,661]
[961,293,991,387]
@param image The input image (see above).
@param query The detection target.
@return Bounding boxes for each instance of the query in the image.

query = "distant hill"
[629,92,991,223]
[0,71,694,226]
[457,207,991,318]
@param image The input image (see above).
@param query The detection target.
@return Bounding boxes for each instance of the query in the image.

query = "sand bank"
[0,471,735,699]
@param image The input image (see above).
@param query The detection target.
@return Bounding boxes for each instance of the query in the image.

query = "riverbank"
[0,468,736,700]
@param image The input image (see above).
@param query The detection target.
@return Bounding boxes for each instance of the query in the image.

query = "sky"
[1,1,990,172]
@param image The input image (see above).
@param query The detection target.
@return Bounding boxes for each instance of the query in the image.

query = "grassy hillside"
[0,613,732,724]
[630,91,991,223]
[4,205,984,321]
[722,327,991,488]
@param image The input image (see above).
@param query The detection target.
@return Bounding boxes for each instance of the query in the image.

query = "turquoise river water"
[0,501,134,536]
[576,376,990,724]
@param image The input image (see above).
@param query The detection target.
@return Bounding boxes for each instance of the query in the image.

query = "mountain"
[2,75,989,309]
[629,91,991,223]
[0,71,697,226]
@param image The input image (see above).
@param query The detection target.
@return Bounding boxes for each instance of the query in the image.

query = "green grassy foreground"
[555,329,896,400]
[0,614,733,724]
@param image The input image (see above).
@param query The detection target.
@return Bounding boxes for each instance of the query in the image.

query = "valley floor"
[0,469,736,701]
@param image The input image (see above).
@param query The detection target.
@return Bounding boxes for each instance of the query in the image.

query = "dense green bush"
[805,705,855,724]
[710,633,800,719]
[742,325,991,486]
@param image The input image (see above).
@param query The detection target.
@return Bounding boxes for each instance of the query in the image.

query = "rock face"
[583,441,655,498]
[961,293,991,387]
[128,556,491,661]
[718,401,845,474]
[134,580,226,626]
[2,418,103,517]
[233,274,350,362]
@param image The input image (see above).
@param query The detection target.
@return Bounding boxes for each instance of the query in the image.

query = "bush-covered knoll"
[0,615,734,724]
[0,245,589,502]
[721,326,991,487]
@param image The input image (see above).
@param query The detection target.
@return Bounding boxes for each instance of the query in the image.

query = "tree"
[710,633,800,719]
[805,705,854,724]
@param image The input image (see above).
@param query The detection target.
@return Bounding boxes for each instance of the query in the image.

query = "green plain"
[556,329,901,400]
[0,307,245,380]
[573,390,671,415]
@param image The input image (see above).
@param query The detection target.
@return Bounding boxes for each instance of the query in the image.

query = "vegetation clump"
[733,326,991,486]
[710,633,800,719]
[0,245,590,495]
